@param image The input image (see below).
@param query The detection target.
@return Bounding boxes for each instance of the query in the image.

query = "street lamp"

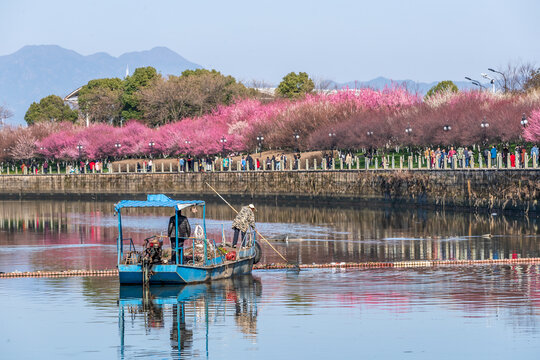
[148,141,155,158]
[480,117,489,129]
[76,143,84,172]
[256,134,264,153]
[465,77,486,89]
[220,136,227,157]
[443,124,452,132]
[114,142,121,159]
[481,73,496,93]
[481,117,489,143]
[521,113,528,127]
[328,131,336,158]
[366,131,374,136]
[293,131,300,152]
[77,143,84,158]
[404,125,413,153]
[488,68,508,93]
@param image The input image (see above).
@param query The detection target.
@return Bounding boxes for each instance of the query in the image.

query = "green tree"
[78,78,123,125]
[180,68,250,107]
[24,95,78,125]
[276,72,315,99]
[138,68,252,126]
[424,80,459,100]
[121,66,160,120]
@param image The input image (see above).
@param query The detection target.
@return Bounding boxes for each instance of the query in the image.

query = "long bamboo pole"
[205,182,288,262]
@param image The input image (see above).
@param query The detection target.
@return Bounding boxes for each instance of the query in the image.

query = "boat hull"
[119,257,254,284]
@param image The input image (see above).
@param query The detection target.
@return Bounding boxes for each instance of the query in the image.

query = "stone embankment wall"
[0,170,538,213]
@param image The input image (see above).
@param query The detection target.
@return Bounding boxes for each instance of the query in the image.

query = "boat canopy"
[114,194,205,212]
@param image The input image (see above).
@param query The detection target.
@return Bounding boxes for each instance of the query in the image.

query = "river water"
[0,199,539,359]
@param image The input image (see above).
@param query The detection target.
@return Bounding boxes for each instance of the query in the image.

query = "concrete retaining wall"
[0,170,538,213]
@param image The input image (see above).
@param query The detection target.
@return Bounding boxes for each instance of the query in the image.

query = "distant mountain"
[0,45,201,125]
[0,44,485,126]
[330,77,478,94]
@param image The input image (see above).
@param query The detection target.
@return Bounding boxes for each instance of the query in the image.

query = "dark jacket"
[168,214,191,240]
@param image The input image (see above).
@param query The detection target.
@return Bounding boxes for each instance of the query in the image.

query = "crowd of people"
[5,144,540,175]
[418,144,539,169]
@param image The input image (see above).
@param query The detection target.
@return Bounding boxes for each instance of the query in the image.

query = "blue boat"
[115,194,260,284]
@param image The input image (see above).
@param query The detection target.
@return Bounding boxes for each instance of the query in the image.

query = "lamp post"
[465,77,486,90]
[114,142,121,159]
[148,141,155,158]
[293,131,300,152]
[184,140,191,171]
[520,113,528,128]
[77,143,84,159]
[366,131,374,157]
[256,134,264,153]
[488,68,508,93]
[443,124,452,132]
[184,140,191,156]
[481,73,496,93]
[328,131,336,158]
[480,117,489,144]
[77,143,84,172]
[220,136,227,157]
[405,125,412,154]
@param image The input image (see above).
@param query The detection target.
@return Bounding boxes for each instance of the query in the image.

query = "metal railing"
[1,153,538,175]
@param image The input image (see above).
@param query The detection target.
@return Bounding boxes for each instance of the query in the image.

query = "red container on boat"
[226,251,236,260]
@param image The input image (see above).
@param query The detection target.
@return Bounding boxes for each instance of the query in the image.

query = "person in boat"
[168,211,191,264]
[231,204,256,248]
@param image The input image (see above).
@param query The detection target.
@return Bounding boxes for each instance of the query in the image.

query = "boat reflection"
[118,275,261,359]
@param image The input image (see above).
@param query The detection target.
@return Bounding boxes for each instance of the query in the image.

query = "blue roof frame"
[114,194,205,212]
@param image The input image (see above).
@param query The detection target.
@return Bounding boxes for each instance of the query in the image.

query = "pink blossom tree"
[524,108,540,142]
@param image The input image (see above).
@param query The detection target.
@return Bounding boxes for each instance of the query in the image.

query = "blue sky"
[1,0,539,83]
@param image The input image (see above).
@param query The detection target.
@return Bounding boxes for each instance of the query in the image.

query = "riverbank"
[0,169,538,214]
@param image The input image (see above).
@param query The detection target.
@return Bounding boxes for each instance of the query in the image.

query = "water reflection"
[118,275,261,359]
[1,267,539,359]
[0,199,538,272]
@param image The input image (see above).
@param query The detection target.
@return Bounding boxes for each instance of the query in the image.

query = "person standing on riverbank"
[231,204,256,248]
[246,154,254,170]
[447,147,456,168]
[179,158,185,172]
[532,145,539,161]
[464,148,471,167]
[521,147,527,167]
[490,146,497,167]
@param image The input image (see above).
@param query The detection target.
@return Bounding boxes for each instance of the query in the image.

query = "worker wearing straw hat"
[231,204,256,248]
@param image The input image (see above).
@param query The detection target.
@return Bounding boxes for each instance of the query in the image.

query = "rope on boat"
[1,258,539,279]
